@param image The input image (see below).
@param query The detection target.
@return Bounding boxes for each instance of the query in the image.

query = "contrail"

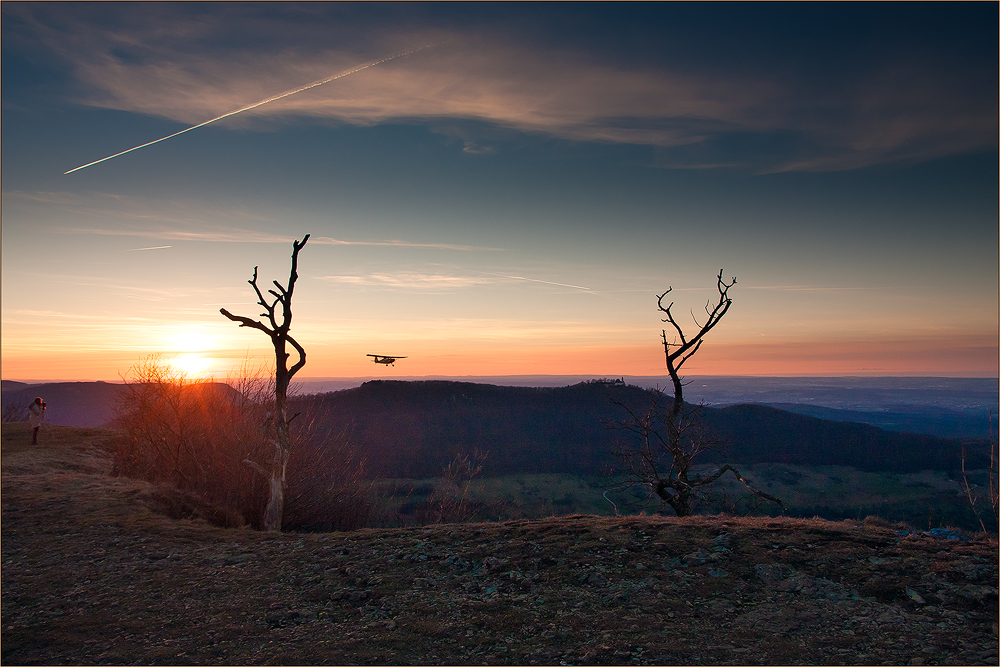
[125,245,172,251]
[65,44,439,174]
[483,271,593,292]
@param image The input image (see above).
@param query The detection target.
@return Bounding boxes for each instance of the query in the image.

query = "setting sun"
[159,327,228,378]
[167,353,217,378]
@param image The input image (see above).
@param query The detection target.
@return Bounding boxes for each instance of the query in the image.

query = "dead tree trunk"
[609,270,783,517]
[220,234,309,531]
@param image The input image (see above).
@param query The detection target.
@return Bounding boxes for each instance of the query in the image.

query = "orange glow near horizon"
[167,353,220,378]
[3,333,996,382]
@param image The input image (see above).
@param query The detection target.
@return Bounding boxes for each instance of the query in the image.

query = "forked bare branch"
[608,270,781,518]
[219,234,310,531]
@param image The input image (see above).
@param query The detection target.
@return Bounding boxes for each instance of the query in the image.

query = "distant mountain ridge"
[762,402,995,439]
[1,381,126,427]
[0,380,237,428]
[290,380,989,479]
[4,379,991,477]
[290,374,999,406]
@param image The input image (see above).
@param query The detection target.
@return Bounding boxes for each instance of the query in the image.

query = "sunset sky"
[2,2,997,382]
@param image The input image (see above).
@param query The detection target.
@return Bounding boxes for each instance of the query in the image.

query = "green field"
[371,464,993,533]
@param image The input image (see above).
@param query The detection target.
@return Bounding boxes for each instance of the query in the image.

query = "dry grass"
[2,424,998,665]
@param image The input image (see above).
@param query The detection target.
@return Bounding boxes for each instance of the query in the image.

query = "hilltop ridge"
[291,380,989,479]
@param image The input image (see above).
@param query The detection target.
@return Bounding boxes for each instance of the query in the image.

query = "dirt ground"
[2,424,997,665]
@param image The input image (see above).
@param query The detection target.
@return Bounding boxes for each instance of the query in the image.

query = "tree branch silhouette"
[609,270,783,517]
[220,234,310,531]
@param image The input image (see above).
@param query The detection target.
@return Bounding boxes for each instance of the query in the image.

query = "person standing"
[28,397,46,445]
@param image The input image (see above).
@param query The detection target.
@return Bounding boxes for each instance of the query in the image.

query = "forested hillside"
[291,380,989,479]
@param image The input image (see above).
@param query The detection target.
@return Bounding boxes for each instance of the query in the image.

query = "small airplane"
[367,354,407,366]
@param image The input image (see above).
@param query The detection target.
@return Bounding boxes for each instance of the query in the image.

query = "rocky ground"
[2,424,998,665]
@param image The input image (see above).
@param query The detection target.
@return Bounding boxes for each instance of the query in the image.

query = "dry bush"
[113,356,373,532]
[112,355,271,527]
[141,485,246,528]
[427,451,487,524]
[399,451,515,526]
[2,400,29,423]
[960,414,999,539]
[282,415,373,532]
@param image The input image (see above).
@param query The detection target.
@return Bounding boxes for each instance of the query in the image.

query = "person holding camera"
[28,397,46,445]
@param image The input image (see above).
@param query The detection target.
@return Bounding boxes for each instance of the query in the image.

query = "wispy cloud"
[61,226,290,244]
[315,272,494,290]
[5,190,499,250]
[742,285,877,292]
[56,225,499,251]
[310,237,501,251]
[2,309,154,322]
[68,40,778,155]
[297,316,641,343]
[14,4,994,173]
[4,269,233,304]
[2,189,270,227]
[316,269,596,292]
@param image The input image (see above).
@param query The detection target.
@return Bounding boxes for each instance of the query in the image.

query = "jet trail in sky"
[483,271,593,292]
[64,44,438,174]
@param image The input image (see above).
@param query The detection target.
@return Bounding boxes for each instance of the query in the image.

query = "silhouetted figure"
[28,397,46,445]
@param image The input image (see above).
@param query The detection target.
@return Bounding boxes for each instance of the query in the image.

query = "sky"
[2,2,997,382]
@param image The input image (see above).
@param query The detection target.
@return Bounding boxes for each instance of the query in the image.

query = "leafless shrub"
[960,412,999,539]
[2,400,28,423]
[401,450,495,525]
[111,354,270,527]
[112,354,375,531]
[282,416,373,532]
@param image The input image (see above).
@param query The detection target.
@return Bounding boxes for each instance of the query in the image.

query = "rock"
[711,533,732,552]
[482,556,506,570]
[876,611,905,624]
[662,557,682,570]
[683,550,713,565]
[955,584,999,605]
[922,528,969,541]
[587,572,608,586]
[754,563,795,583]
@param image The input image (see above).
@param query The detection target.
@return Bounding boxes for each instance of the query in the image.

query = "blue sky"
[2,2,997,380]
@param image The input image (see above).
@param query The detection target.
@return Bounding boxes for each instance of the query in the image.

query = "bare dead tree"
[220,234,309,531]
[609,269,783,517]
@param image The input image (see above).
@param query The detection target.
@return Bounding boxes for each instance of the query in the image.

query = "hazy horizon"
[5,372,997,386]
[3,3,997,381]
